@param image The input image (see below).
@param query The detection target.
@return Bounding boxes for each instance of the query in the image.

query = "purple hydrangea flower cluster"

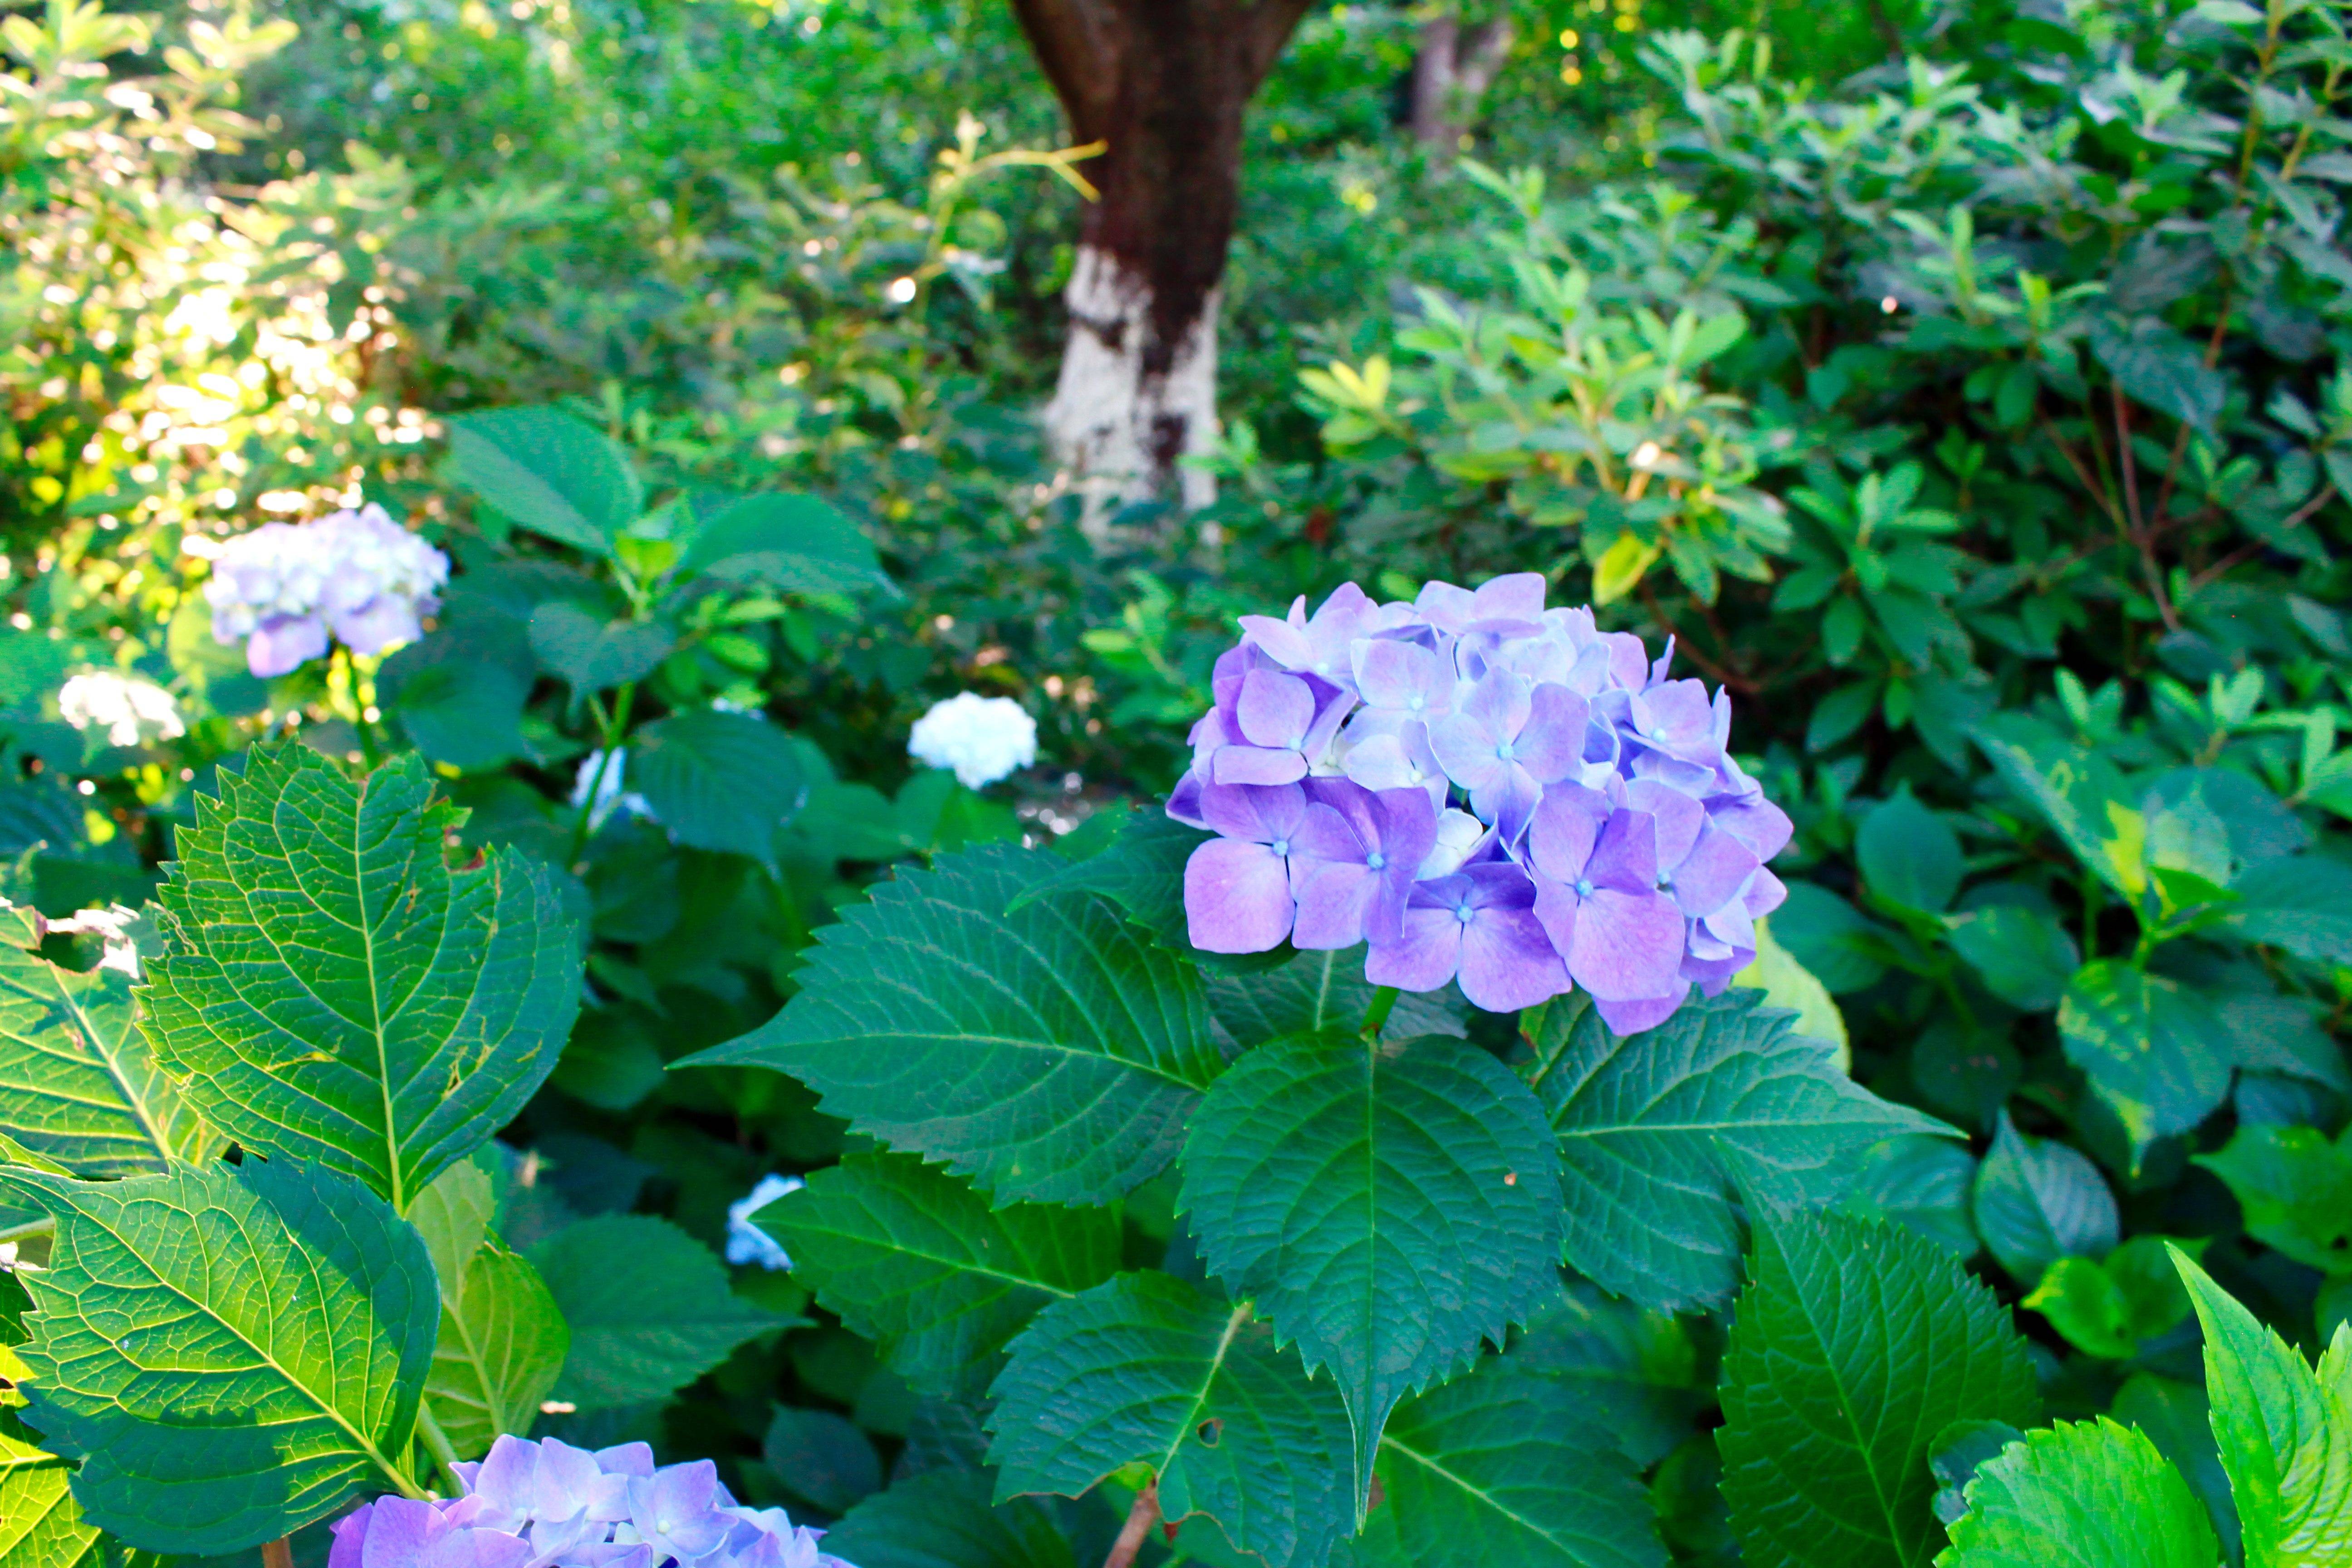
[204,502,448,678]
[1170,574,1791,1030]
[329,1436,854,1568]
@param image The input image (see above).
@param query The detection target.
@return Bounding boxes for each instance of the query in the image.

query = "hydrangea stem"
[1360,985,1400,1041]
[262,1539,293,1568]
[415,1404,465,1495]
[1102,1482,1160,1568]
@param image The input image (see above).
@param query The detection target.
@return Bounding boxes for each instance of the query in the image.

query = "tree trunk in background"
[1008,0,1317,518]
[1409,12,1517,158]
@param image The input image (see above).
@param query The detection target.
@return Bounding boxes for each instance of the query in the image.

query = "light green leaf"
[1733,918,1848,1068]
[2195,1123,2352,1275]
[443,407,641,555]
[0,1158,437,1555]
[758,1151,1121,1399]
[2057,962,2234,1155]
[2173,1246,2352,1568]
[1522,990,1952,1312]
[1975,725,2147,900]
[1345,1360,1668,1568]
[1180,1031,1562,1504]
[526,603,676,695]
[1935,1417,2219,1568]
[676,493,892,596]
[1503,1279,1703,1468]
[986,1272,1353,1568]
[1205,946,1465,1049]
[1719,1209,2041,1568]
[823,1470,1075,1568]
[683,845,1222,1206]
[1946,903,2080,1012]
[530,1214,788,1411]
[1971,1112,2118,1287]
[1858,789,1963,912]
[140,744,583,1211]
[627,710,809,869]
[2023,1237,2201,1360]
[0,904,209,1178]
[2112,1373,2239,1559]
[413,1159,567,1461]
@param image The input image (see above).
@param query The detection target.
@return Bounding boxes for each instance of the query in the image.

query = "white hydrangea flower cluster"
[725,1174,804,1271]
[907,692,1037,789]
[57,672,184,748]
[204,503,448,678]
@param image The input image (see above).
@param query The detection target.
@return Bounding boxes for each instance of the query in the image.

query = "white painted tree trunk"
[1044,245,1220,529]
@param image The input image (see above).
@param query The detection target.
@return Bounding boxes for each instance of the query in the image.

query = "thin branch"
[2112,385,2178,632]
[1104,1483,1161,1568]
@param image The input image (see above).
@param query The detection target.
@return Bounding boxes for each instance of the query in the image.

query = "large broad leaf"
[2195,1123,2352,1276]
[0,1158,437,1556]
[0,1285,138,1568]
[2172,1247,2352,1567]
[410,1159,567,1460]
[1945,902,2079,1012]
[443,407,641,555]
[1501,1279,1703,1468]
[2226,853,2352,967]
[2023,1236,2199,1361]
[140,745,583,1211]
[759,1151,1121,1400]
[526,603,676,696]
[0,903,208,1177]
[676,493,892,596]
[1522,990,1952,1312]
[626,709,808,869]
[529,1214,789,1410]
[683,845,1222,1205]
[1343,1361,1667,1568]
[2057,962,2234,1155]
[2112,1373,2239,1560]
[1937,1417,2219,1568]
[1973,723,2146,900]
[1180,1031,1562,1503]
[1008,811,1205,951]
[1857,789,1961,912]
[987,1271,1353,1568]
[823,1470,1075,1568]
[1718,1209,2039,1568]
[1970,1112,2118,1288]
[2089,314,2225,433]
[1205,946,1465,1049]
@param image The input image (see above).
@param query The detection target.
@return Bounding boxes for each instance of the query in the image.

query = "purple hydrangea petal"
[1566,887,1687,1001]
[332,1503,376,1568]
[1664,821,1761,917]
[1338,717,1447,803]
[246,613,329,678]
[1585,808,1661,895]
[1236,670,1315,751]
[1625,779,1706,866]
[1197,782,1307,844]
[1594,987,1691,1035]
[1351,638,1454,720]
[1185,838,1296,952]
[1509,685,1591,781]
[1211,745,1309,786]
[1526,784,1608,884]
[1364,897,1467,993]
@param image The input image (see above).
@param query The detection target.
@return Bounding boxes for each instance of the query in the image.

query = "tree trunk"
[1009,0,1316,519]
[1408,13,1517,158]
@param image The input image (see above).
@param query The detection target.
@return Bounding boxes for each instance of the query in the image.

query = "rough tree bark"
[1408,12,1517,157]
[1008,0,1318,516]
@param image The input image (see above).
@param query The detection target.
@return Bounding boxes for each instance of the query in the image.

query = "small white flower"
[726,1173,804,1270]
[571,749,655,829]
[908,693,1037,789]
[58,672,184,748]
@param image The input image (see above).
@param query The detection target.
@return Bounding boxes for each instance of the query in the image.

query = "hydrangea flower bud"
[1172,574,1791,1034]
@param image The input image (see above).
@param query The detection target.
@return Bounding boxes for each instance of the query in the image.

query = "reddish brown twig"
[1104,1483,1161,1568]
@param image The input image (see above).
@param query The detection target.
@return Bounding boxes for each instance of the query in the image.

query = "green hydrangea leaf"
[2172,1246,2352,1567]
[2223,852,2352,967]
[530,1214,790,1411]
[2194,1122,2352,1276]
[1521,990,1953,1312]
[1935,1417,2218,1568]
[1974,725,2146,900]
[1945,903,2080,1012]
[676,492,893,598]
[626,710,809,868]
[0,1297,157,1568]
[1971,1112,2118,1288]
[1205,947,1465,1049]
[823,1470,1076,1568]
[986,1271,1352,1568]
[442,407,640,555]
[1839,1133,1980,1259]
[1344,1360,1668,1568]
[1004,807,1203,946]
[758,1150,1121,1400]
[1857,788,1962,913]
[1180,1030,1561,1506]
[0,903,209,1178]
[0,1158,437,1556]
[2057,962,2234,1155]
[763,1406,882,1517]
[525,602,675,695]
[413,1157,566,1460]
[1718,1209,2040,1568]
[2023,1237,2202,1361]
[1501,1279,1704,1468]
[684,844,1222,1205]
[2112,1373,2239,1559]
[139,743,583,1211]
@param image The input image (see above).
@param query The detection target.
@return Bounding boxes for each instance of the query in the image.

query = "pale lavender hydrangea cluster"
[1171,574,1792,1030]
[330,1436,853,1568]
[205,503,448,678]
